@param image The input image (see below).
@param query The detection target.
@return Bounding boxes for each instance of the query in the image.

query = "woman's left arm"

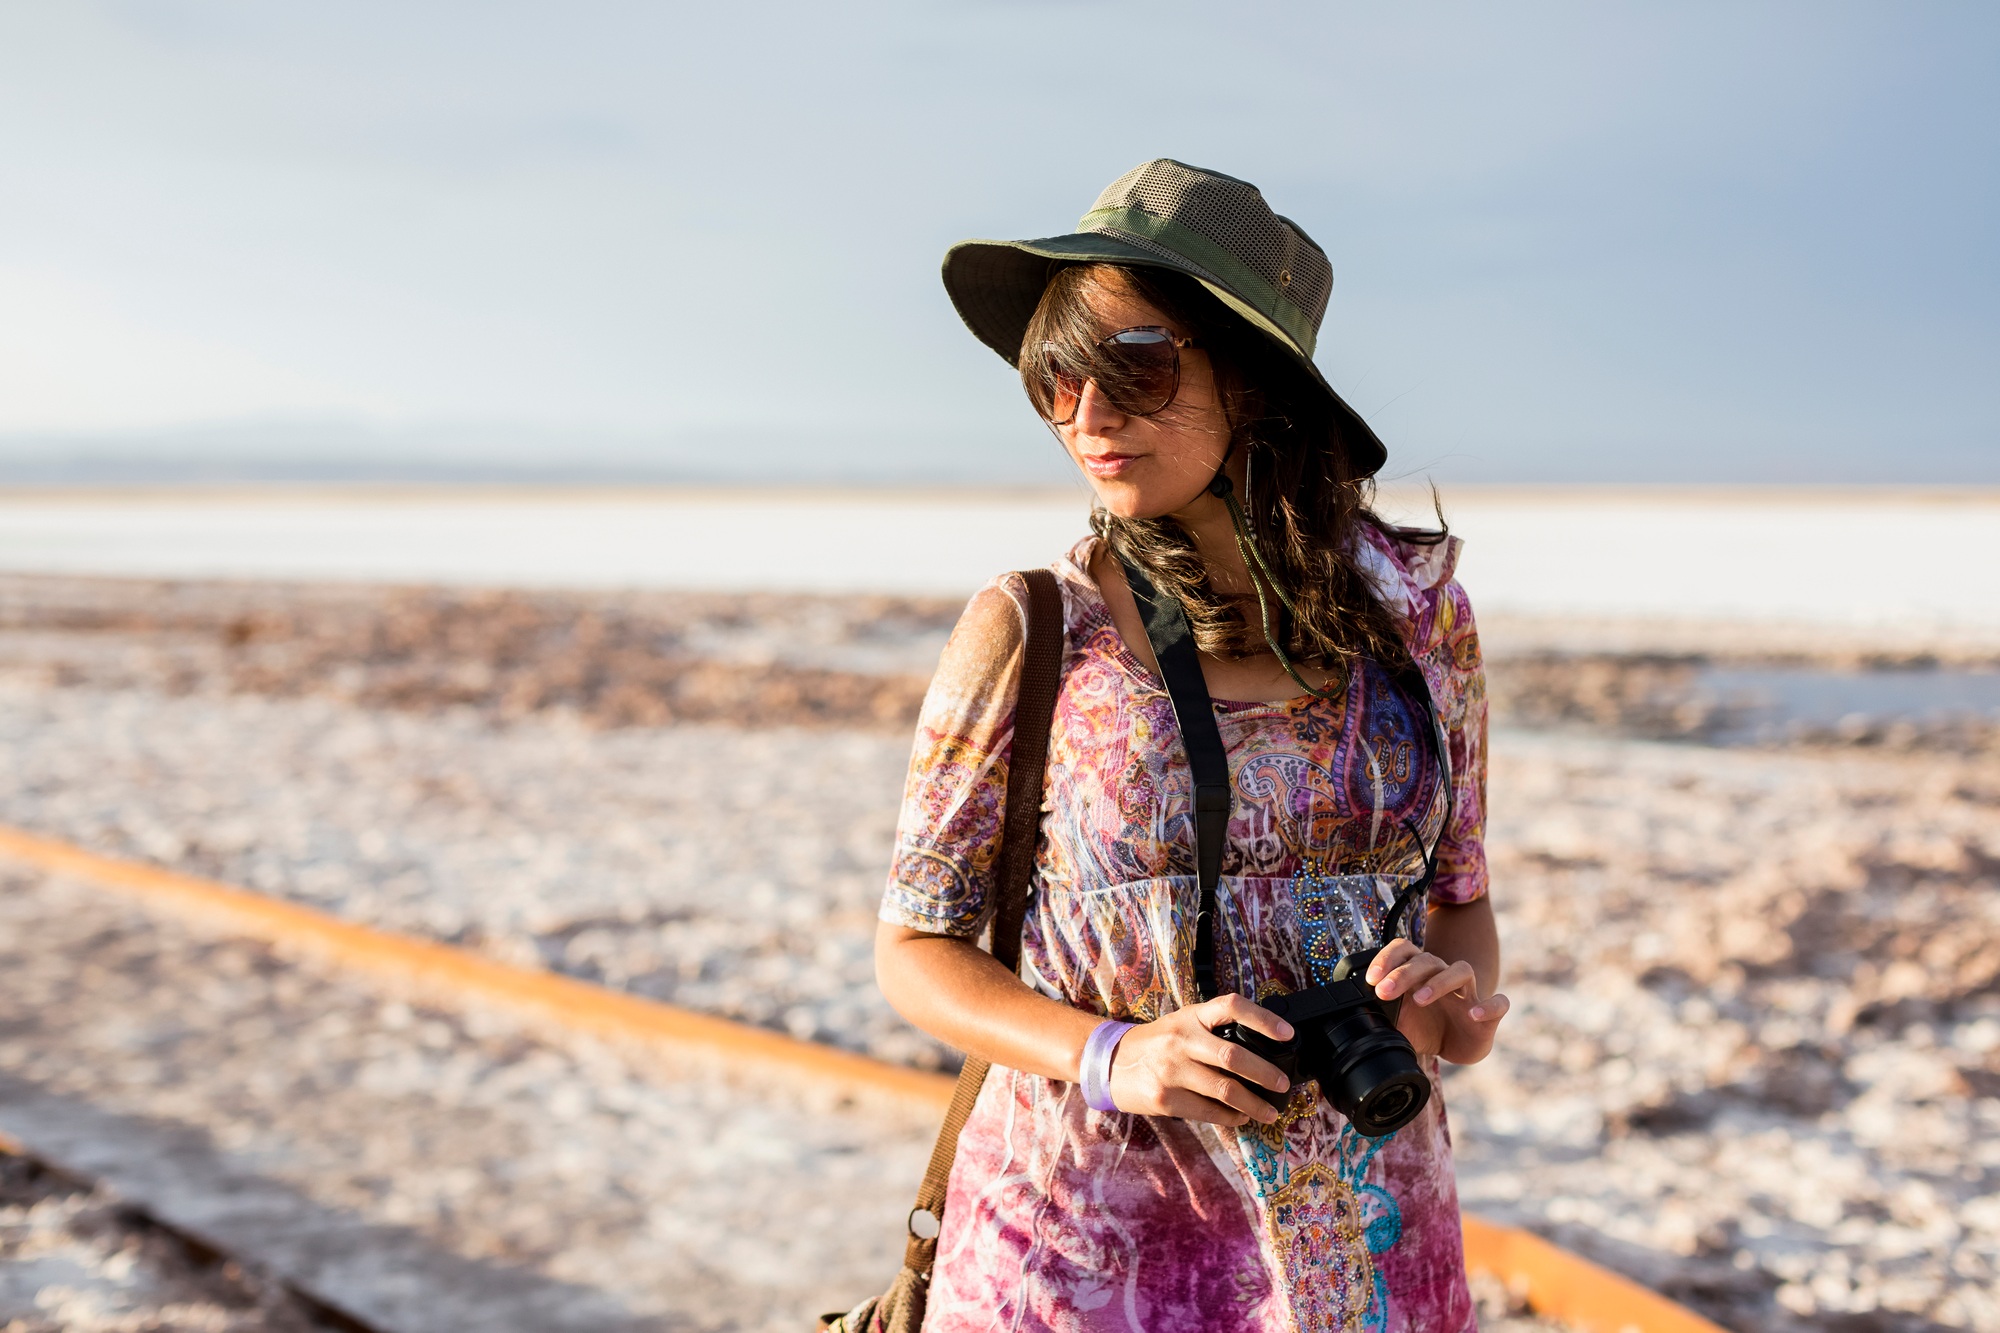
[1421,897,1501,1002]
[1370,569,1509,1065]
[1368,897,1510,1066]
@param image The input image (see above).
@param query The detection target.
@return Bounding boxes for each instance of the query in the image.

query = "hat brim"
[942,233,1387,478]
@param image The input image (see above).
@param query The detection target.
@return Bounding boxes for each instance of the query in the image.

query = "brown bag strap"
[990,570,1064,976]
[900,568,1065,1278]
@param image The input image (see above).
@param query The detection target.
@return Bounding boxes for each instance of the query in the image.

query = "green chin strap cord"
[1208,471,1344,701]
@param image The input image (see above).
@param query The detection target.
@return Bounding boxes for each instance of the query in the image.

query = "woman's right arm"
[874,580,1290,1127]
[875,923,1293,1127]
[875,923,1097,1079]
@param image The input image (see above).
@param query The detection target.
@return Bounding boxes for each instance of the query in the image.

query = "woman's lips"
[1080,452,1140,479]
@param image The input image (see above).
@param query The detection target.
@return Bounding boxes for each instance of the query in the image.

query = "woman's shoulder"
[1354,522,1478,664]
[940,537,1101,681]
[1354,521,1464,603]
[943,579,1028,678]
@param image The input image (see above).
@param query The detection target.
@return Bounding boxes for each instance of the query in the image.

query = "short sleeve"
[878,575,1028,937]
[1427,578,1490,905]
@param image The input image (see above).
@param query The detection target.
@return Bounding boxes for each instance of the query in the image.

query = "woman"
[877,160,1506,1332]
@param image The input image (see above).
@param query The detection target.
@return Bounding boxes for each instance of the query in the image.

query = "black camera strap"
[1119,555,1455,1004]
[1119,555,1230,1001]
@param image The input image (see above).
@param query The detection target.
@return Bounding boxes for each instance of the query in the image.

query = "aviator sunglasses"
[1031,325,1200,426]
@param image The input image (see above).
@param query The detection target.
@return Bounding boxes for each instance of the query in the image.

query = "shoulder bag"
[819,567,1066,1333]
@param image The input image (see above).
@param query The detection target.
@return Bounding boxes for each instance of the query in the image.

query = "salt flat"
[0,867,932,1333]
[0,486,1996,641]
[0,562,1992,1333]
[0,555,1993,1330]
[0,680,1991,1331]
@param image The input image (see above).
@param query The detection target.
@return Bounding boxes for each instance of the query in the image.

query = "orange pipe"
[0,823,1726,1332]
[1460,1213,1728,1332]
[0,824,955,1112]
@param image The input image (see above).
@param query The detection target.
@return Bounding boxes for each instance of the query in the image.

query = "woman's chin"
[1086,481,1205,522]
[1090,493,1162,521]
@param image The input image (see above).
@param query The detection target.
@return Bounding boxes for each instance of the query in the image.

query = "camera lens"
[1316,1010,1432,1138]
[1346,1057,1431,1137]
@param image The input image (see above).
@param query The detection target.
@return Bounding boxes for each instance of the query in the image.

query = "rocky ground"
[0,868,932,1333]
[0,867,1563,1333]
[0,1143,350,1332]
[0,574,950,731]
[0,684,932,1069]
[0,574,1994,1331]
[1460,735,1999,1331]
[7,573,1991,746]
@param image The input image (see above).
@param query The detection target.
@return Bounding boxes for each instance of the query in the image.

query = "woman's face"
[1049,274,1233,520]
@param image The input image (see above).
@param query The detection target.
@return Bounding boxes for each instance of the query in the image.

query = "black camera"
[1215,946,1432,1138]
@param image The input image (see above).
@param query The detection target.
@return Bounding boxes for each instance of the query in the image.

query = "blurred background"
[0,4,1995,1333]
[3,1,1995,485]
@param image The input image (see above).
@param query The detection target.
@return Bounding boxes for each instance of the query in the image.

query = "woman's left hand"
[1365,939,1509,1065]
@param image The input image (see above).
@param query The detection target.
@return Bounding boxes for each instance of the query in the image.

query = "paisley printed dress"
[880,527,1489,1333]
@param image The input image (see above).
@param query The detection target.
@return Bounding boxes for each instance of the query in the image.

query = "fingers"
[1438,990,1512,1065]
[1406,961,1477,1006]
[1110,1004,1292,1125]
[1364,939,1422,985]
[1199,1033,1289,1095]
[1194,992,1293,1043]
[1129,1059,1277,1126]
[1180,1007,1287,1121]
[1177,1054,1282,1124]
[1157,1087,1256,1128]
[1371,950,1477,1006]
[1192,997,1294,1111]
[1208,1070,1283,1124]
[1372,951,1450,1001]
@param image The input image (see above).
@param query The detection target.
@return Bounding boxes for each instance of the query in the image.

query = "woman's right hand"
[1106,994,1295,1126]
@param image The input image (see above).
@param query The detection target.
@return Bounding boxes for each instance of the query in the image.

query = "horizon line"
[2,478,1998,505]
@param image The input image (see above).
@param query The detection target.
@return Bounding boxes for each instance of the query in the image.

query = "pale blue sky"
[0,2,1994,482]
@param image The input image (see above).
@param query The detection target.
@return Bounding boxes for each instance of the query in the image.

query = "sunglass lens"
[1039,352,1084,424]
[1098,329,1179,415]
[1032,328,1181,424]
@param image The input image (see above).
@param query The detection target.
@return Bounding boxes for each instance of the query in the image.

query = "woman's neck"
[1170,449,1256,596]
[1176,491,1255,595]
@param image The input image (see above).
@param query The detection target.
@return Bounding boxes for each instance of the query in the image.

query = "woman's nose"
[1071,378,1126,434]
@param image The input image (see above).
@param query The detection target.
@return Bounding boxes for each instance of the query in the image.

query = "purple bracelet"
[1080,1019,1136,1113]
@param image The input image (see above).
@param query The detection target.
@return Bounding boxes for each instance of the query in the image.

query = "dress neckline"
[1060,537,1344,715]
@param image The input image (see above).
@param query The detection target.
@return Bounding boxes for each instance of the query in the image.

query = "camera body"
[1214,946,1433,1138]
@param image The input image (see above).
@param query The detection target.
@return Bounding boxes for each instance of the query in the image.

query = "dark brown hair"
[1022,262,1443,674]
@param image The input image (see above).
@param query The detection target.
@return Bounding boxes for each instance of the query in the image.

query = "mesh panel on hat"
[1088,160,1333,333]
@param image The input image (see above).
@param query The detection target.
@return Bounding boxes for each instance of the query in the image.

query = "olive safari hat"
[942,158,1387,475]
